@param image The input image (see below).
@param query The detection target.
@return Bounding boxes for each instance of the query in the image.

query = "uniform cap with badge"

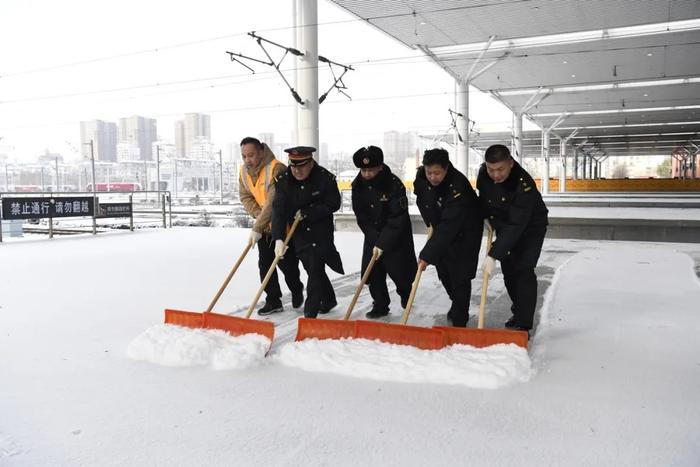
[285,146,316,166]
[352,146,384,168]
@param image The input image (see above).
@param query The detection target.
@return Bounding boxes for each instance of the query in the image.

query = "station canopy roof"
[329,0,700,157]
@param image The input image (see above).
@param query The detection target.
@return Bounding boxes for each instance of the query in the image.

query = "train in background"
[84,182,142,192]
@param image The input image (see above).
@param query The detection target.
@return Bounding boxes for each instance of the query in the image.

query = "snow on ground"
[1,227,700,466]
[126,324,269,370]
[545,206,700,220]
[408,204,700,220]
[275,338,532,388]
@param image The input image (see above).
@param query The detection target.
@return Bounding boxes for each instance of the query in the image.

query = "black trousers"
[362,247,416,311]
[435,259,473,327]
[298,250,336,318]
[499,227,546,330]
[257,234,303,303]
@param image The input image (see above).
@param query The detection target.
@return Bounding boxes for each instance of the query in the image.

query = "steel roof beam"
[497,76,700,96]
[430,19,700,56]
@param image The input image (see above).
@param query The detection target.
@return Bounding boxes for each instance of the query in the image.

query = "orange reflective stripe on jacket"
[240,158,280,207]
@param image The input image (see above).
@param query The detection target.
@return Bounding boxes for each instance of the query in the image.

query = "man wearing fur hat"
[351,146,417,318]
[239,137,304,316]
[271,146,344,318]
[413,148,483,327]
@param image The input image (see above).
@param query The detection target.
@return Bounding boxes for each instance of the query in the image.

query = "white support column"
[558,129,579,192]
[542,130,550,195]
[513,112,523,163]
[456,79,470,176]
[293,0,299,145]
[295,0,319,155]
[559,138,566,193]
[540,113,567,196]
[512,90,550,165]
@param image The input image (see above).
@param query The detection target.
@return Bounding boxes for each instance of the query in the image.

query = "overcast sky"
[0,0,517,162]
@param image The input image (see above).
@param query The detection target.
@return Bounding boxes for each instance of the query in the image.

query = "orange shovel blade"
[295,318,356,341]
[204,312,275,342]
[164,308,275,343]
[165,308,204,328]
[435,326,529,349]
[354,320,446,350]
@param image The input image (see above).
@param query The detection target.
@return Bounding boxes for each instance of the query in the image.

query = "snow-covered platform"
[350,195,700,243]
[1,228,699,466]
[543,192,700,208]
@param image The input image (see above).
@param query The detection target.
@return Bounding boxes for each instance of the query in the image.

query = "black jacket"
[271,163,344,274]
[414,163,483,273]
[476,160,548,261]
[351,164,414,253]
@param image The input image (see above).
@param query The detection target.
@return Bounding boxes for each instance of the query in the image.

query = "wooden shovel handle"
[477,225,495,329]
[245,212,303,319]
[343,248,383,320]
[400,226,433,325]
[205,242,253,313]
[400,267,424,325]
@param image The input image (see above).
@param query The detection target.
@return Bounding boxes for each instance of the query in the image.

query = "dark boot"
[319,299,337,314]
[509,325,530,340]
[257,299,283,316]
[365,304,389,319]
[291,288,304,309]
[505,316,517,328]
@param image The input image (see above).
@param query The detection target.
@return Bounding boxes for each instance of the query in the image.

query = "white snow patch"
[275,337,533,388]
[126,324,269,370]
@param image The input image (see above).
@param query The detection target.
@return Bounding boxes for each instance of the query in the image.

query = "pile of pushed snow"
[126,324,270,370]
[275,338,533,388]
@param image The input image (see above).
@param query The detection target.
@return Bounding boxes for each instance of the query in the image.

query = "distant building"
[80,120,117,162]
[117,116,157,161]
[383,131,417,169]
[186,113,211,159]
[174,113,211,158]
[174,120,186,158]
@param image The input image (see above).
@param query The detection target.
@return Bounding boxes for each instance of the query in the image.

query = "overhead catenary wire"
[4,35,699,105]
[0,0,535,79]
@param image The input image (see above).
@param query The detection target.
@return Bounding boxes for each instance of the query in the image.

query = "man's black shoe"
[291,289,304,308]
[365,307,389,319]
[319,299,337,314]
[509,325,531,340]
[504,316,518,328]
[257,300,283,316]
[446,311,467,328]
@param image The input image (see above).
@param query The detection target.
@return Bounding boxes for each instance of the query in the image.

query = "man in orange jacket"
[239,137,304,315]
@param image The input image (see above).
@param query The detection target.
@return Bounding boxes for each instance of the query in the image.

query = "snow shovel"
[164,212,302,344]
[164,242,267,334]
[353,227,446,350]
[294,247,383,341]
[434,225,529,349]
[243,211,304,322]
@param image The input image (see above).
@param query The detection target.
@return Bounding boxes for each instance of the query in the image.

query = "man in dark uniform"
[413,148,483,327]
[351,146,417,318]
[271,146,344,319]
[477,144,548,333]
